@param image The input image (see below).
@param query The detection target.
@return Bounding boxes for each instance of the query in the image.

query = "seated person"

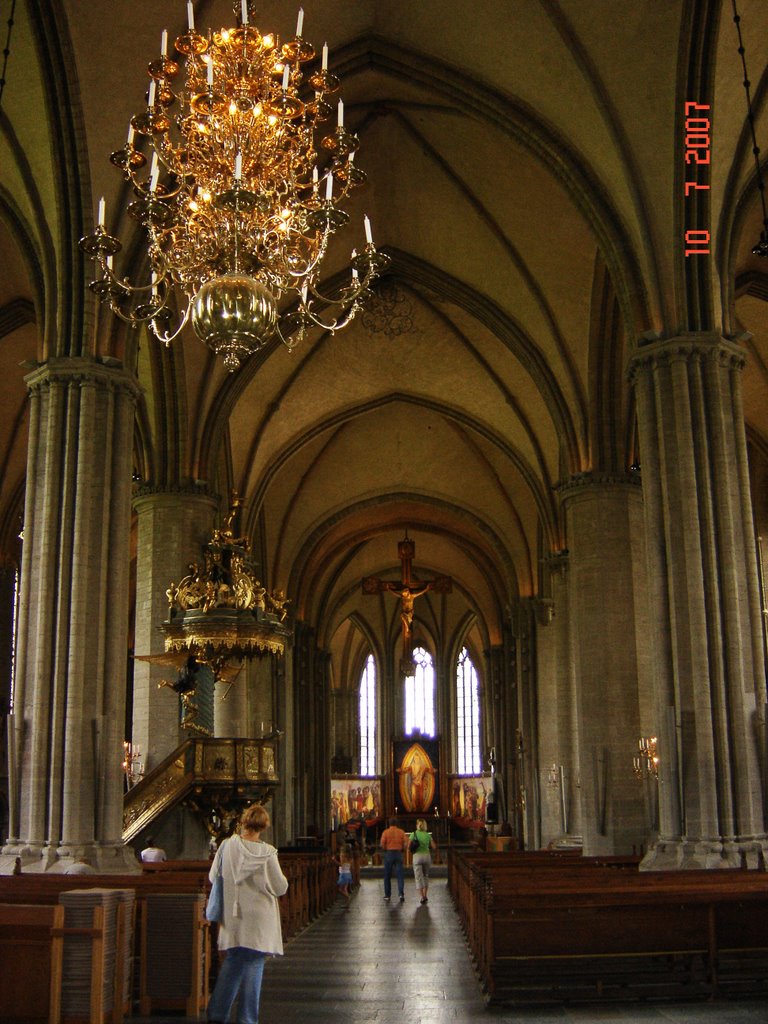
[140,836,167,863]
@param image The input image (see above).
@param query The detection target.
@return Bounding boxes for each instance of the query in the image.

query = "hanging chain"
[0,0,16,109]
[732,0,768,255]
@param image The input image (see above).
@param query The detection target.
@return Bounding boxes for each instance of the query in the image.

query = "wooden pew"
[0,849,338,1020]
[449,849,638,964]
[448,849,768,1004]
[0,903,65,1023]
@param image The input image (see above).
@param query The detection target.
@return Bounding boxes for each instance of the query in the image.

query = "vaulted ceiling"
[2,0,768,686]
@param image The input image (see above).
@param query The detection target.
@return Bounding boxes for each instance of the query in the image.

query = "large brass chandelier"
[80,2,389,370]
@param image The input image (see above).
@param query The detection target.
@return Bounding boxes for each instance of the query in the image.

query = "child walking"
[335,848,353,906]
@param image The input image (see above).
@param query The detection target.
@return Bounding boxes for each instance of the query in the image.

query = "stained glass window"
[359,653,377,775]
[456,646,481,774]
[404,646,435,737]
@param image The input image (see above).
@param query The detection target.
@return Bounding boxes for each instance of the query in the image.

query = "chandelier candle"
[80,2,389,370]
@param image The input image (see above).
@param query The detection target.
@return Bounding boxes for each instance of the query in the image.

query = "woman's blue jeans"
[207,947,266,1024]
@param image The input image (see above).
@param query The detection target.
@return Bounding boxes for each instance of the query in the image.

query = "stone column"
[131,488,217,772]
[2,358,139,872]
[274,651,292,847]
[535,553,583,846]
[508,605,539,847]
[0,567,15,718]
[630,335,768,868]
[330,687,357,772]
[0,566,15,845]
[291,623,330,835]
[558,473,647,857]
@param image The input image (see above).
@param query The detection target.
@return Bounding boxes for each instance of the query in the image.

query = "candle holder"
[79,3,389,371]
[122,741,144,788]
[633,736,659,779]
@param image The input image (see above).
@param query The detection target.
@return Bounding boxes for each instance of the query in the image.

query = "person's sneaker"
[383,896,390,901]
[399,895,405,902]
[420,897,426,904]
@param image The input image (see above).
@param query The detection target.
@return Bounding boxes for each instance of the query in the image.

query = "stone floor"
[138,876,768,1023]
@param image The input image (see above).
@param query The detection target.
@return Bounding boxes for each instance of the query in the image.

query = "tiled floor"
[138,877,768,1023]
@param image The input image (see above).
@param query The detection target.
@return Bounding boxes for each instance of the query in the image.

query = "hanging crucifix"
[362,531,452,675]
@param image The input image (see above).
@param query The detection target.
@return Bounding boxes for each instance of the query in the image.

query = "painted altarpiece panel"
[330,777,383,829]
[449,774,492,826]
[393,738,440,813]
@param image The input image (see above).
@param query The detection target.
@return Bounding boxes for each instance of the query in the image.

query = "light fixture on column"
[79,2,389,370]
[633,736,659,779]
[122,742,144,788]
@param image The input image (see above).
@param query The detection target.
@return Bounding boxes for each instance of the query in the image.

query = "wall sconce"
[122,741,144,788]
[633,736,659,779]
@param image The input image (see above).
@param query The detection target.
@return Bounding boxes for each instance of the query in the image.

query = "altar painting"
[330,777,382,828]
[394,738,439,812]
[450,775,491,824]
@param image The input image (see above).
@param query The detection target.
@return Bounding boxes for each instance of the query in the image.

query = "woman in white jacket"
[207,803,289,1024]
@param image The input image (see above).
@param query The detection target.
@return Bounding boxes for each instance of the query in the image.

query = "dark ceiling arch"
[0,164,50,350]
[287,495,515,628]
[538,0,669,331]
[234,271,563,503]
[319,566,488,663]
[675,0,721,333]
[334,33,654,334]
[29,0,93,359]
[196,252,584,488]
[375,105,588,454]
[246,389,560,556]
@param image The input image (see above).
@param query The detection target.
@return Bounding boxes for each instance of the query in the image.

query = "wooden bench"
[0,900,135,1024]
[448,849,768,1003]
[0,903,64,1023]
[0,849,337,1019]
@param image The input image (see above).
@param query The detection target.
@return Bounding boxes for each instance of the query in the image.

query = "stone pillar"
[314,649,331,833]
[535,552,583,846]
[131,488,217,772]
[291,623,329,836]
[559,473,647,856]
[330,688,357,772]
[0,567,15,718]
[2,358,139,872]
[484,644,504,765]
[0,566,15,845]
[630,335,768,868]
[508,605,538,847]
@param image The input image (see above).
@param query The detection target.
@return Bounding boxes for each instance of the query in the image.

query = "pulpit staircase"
[122,736,279,842]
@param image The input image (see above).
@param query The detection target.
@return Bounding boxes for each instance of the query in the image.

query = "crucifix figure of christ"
[362,532,452,675]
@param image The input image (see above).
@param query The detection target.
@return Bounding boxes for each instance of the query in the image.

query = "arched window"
[359,654,377,775]
[456,647,481,774]
[404,646,435,737]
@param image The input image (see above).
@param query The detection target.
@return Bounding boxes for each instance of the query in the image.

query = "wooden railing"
[122,736,279,841]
